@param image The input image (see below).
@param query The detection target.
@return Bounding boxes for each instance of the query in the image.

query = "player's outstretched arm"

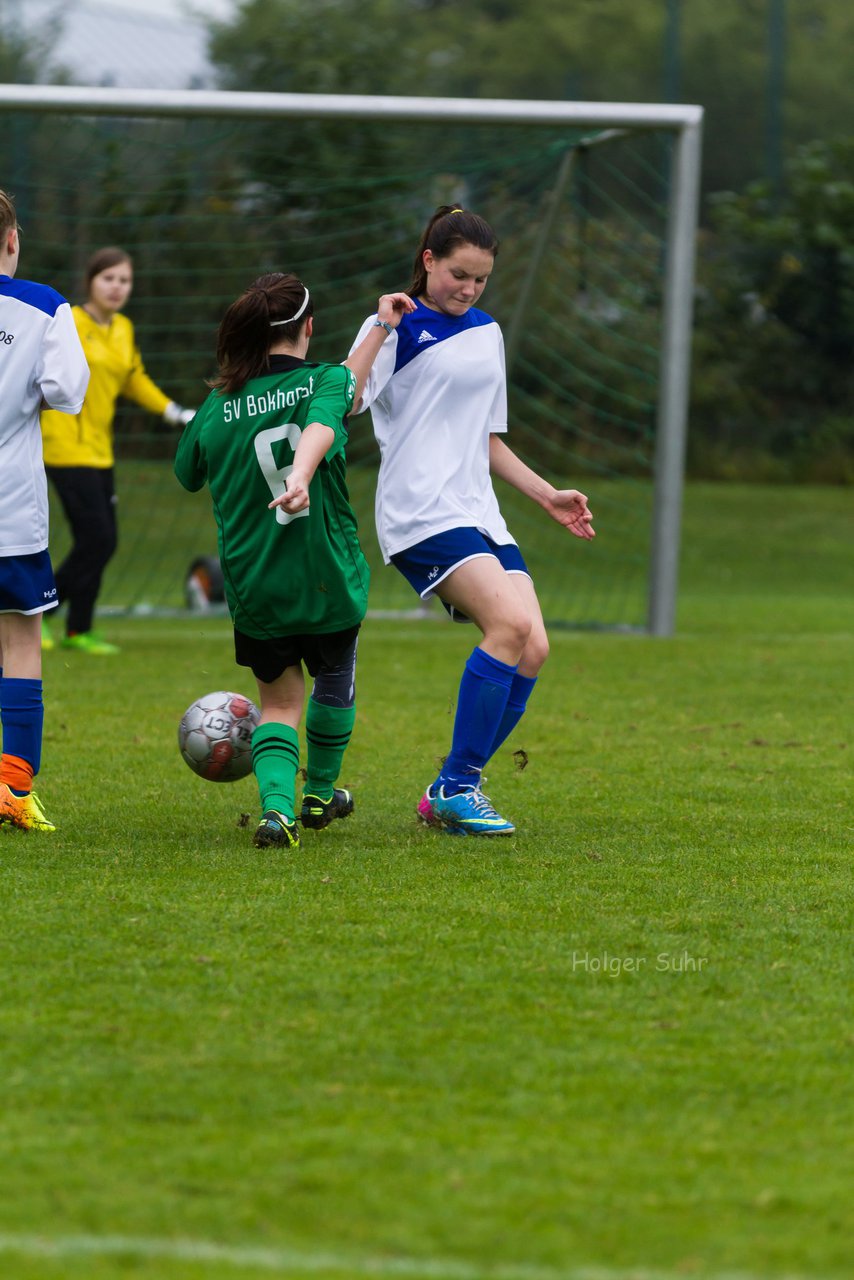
[345,291,415,412]
[488,434,595,541]
[268,421,335,516]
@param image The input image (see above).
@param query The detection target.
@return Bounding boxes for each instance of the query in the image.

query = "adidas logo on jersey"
[417,329,437,344]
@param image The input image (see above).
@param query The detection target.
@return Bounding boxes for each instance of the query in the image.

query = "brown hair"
[408,205,499,298]
[0,188,18,238]
[212,272,315,395]
[85,246,132,290]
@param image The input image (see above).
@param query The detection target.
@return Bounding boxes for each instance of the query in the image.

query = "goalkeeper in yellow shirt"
[41,247,194,655]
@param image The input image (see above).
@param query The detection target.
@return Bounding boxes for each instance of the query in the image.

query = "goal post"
[0,84,703,636]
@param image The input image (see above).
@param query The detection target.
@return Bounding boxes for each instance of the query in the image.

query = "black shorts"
[234,624,361,685]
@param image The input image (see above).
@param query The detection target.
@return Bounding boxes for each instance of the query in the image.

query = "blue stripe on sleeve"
[0,277,67,318]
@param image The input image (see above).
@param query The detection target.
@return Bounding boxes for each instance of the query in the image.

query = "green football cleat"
[0,785,56,833]
[300,788,354,830]
[253,810,300,849]
[61,631,120,656]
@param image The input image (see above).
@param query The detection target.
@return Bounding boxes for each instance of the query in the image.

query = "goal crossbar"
[0,83,701,130]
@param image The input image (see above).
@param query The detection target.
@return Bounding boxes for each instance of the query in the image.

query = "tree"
[690,138,854,480]
[205,0,854,199]
[207,0,423,96]
[0,7,66,85]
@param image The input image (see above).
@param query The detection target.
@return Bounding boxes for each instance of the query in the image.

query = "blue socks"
[489,672,537,759]
[0,676,44,777]
[436,647,517,795]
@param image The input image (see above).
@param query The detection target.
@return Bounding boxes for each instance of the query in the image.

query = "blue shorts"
[390,528,529,621]
[0,551,58,615]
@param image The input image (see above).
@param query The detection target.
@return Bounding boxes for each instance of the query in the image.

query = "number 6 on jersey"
[254,422,308,525]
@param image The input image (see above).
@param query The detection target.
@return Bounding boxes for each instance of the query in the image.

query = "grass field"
[1,484,851,1280]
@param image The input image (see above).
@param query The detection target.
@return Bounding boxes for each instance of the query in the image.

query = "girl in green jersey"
[176,272,413,849]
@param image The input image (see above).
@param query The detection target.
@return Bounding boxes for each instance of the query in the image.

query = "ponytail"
[408,205,499,297]
[212,272,314,394]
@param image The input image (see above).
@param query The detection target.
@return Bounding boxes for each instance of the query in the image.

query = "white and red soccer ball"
[178,691,261,782]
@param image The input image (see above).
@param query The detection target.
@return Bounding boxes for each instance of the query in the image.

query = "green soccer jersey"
[174,355,369,638]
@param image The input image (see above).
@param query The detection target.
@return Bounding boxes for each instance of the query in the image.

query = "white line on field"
[0,1233,827,1280]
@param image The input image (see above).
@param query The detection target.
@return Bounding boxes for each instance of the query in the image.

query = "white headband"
[269,287,310,326]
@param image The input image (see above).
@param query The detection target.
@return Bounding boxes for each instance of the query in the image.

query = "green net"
[3,107,673,628]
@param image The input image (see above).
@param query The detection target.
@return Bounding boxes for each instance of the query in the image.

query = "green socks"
[251,722,300,821]
[251,705,356,817]
[304,701,356,801]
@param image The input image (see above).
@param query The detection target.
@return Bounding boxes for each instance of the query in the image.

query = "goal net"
[0,88,702,633]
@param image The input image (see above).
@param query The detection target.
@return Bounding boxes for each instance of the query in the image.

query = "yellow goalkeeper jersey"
[41,305,170,467]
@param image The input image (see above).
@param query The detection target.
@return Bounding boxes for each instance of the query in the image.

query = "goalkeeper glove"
[163,401,196,427]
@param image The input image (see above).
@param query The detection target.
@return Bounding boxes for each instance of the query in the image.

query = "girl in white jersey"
[0,189,90,834]
[351,206,595,837]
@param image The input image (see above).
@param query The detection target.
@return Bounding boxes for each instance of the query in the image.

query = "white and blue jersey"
[0,276,89,556]
[350,299,513,563]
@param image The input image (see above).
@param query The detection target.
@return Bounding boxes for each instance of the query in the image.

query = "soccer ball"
[178,690,261,782]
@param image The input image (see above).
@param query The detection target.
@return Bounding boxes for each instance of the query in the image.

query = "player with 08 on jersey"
[175,272,413,850]
[349,205,595,837]
[0,188,89,833]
